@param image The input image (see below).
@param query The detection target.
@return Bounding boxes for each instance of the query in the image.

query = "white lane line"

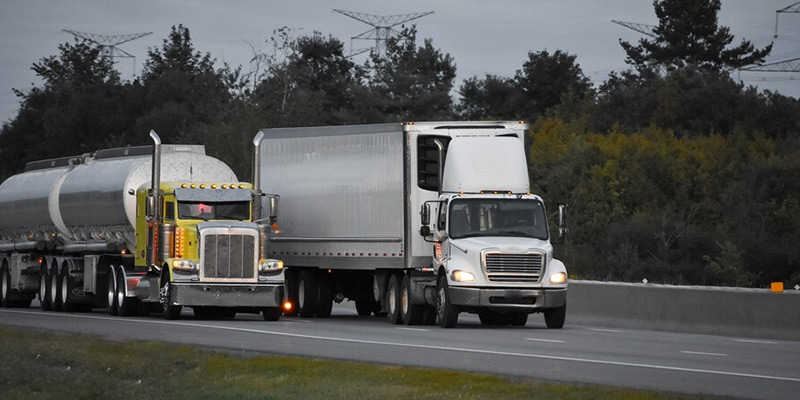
[3,309,800,384]
[734,339,778,345]
[681,351,729,357]
[588,328,622,333]
[525,338,565,343]
[396,327,430,332]
[283,319,313,323]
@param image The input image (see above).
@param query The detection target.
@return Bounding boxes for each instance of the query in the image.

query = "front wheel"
[544,303,566,329]
[436,276,459,328]
[160,281,182,320]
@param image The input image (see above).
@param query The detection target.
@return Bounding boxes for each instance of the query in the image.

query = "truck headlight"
[258,259,284,273]
[549,272,567,284]
[451,270,477,282]
[171,259,198,272]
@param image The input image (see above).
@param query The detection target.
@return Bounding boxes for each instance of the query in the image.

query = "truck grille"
[483,252,544,283]
[202,233,256,280]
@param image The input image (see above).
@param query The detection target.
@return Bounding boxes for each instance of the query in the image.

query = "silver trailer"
[257,122,568,328]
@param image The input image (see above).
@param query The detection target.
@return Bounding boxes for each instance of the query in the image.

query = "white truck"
[256,121,567,328]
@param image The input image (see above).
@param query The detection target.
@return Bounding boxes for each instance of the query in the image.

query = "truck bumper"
[170,283,284,308]
[448,286,566,311]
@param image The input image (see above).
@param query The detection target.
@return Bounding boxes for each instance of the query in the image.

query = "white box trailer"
[257,121,567,328]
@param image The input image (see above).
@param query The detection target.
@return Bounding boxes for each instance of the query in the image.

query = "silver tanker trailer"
[0,131,286,320]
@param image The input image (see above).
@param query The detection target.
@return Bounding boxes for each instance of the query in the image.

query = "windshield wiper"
[498,230,535,237]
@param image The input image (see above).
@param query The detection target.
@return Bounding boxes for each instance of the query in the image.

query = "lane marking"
[681,351,729,357]
[3,309,799,384]
[734,339,778,345]
[396,327,430,332]
[282,319,312,323]
[588,328,622,333]
[525,338,565,343]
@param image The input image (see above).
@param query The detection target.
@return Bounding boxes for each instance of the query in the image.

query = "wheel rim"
[117,269,125,308]
[1,269,8,301]
[50,270,58,303]
[388,284,397,314]
[401,286,409,315]
[298,280,305,309]
[107,268,116,308]
[39,273,46,302]
[61,271,69,305]
[437,287,446,321]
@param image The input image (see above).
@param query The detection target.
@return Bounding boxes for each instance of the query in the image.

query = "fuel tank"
[0,145,237,251]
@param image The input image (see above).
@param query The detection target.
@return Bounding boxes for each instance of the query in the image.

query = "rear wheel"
[400,275,424,325]
[283,270,299,317]
[436,276,459,328]
[355,299,374,316]
[38,269,51,311]
[316,272,334,318]
[1,264,11,308]
[386,274,401,324]
[544,303,566,329]
[50,267,63,312]
[106,267,119,316]
[117,267,138,316]
[297,270,318,318]
[60,266,77,313]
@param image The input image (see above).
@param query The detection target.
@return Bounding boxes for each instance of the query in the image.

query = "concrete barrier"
[568,280,800,341]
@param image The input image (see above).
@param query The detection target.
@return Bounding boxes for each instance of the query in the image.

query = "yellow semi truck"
[0,131,285,320]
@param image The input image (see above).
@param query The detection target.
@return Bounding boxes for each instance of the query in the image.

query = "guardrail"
[568,280,800,341]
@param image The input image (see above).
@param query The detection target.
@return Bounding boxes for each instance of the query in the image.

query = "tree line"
[1,0,798,287]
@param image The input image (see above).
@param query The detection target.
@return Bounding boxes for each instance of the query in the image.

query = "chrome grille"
[202,233,256,280]
[483,252,544,283]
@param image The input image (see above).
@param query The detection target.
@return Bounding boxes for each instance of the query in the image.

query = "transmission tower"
[333,9,434,57]
[611,20,656,38]
[63,29,152,75]
[739,57,800,72]
[774,2,800,38]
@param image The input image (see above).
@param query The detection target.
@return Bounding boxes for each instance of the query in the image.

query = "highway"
[1,302,799,400]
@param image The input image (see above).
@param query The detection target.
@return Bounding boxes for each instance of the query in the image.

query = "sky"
[1,0,798,125]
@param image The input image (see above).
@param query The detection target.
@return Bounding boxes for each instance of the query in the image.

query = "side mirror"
[420,203,430,225]
[419,225,431,237]
[558,204,567,238]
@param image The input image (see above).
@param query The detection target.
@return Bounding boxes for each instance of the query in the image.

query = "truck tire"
[1,264,12,308]
[510,312,529,327]
[262,307,282,321]
[50,266,63,312]
[38,268,51,311]
[297,270,318,318]
[436,276,459,328]
[160,280,182,320]
[544,303,566,329]
[283,270,299,317]
[117,267,138,317]
[355,299,374,316]
[106,267,119,316]
[316,272,334,318]
[60,265,77,313]
[386,274,402,324]
[400,275,424,325]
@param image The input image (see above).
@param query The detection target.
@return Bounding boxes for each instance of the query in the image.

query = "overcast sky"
[1,0,798,125]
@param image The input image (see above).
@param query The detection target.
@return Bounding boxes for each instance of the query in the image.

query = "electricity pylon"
[611,20,656,38]
[774,2,800,38]
[333,9,433,57]
[63,29,152,75]
[740,57,800,72]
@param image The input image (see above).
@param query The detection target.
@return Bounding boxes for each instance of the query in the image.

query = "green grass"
[0,325,724,400]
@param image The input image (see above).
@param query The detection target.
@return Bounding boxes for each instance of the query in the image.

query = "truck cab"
[418,131,567,328]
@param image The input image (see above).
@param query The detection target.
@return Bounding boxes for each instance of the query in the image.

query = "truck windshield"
[448,199,548,240]
[178,201,250,221]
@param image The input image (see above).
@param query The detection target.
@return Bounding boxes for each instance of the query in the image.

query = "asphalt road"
[2,302,799,400]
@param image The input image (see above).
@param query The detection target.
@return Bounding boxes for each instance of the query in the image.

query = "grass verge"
[0,325,724,400]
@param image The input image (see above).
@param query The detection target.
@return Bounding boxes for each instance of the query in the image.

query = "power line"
[774,2,800,38]
[333,9,433,57]
[62,29,152,76]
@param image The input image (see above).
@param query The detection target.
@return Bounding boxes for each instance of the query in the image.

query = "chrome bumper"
[169,283,284,308]
[448,286,567,310]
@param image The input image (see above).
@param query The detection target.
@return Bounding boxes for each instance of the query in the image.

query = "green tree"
[514,50,593,121]
[621,0,771,72]
[456,75,518,120]
[365,26,456,121]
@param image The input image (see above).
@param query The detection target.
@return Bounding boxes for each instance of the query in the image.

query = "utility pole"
[63,30,152,76]
[333,9,433,57]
